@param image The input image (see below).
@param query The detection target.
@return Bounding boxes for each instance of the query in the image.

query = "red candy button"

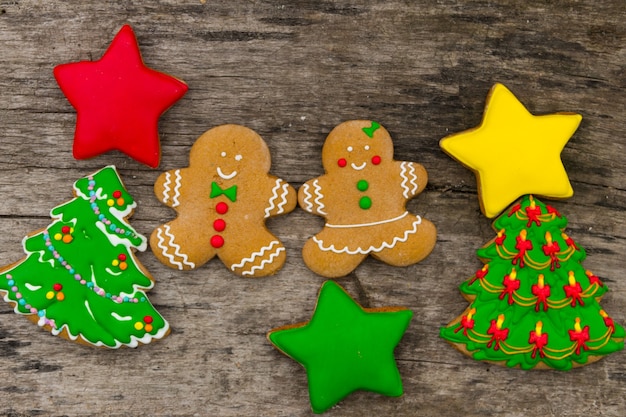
[371,155,381,165]
[216,202,229,214]
[211,235,224,248]
[213,219,226,232]
[337,158,347,168]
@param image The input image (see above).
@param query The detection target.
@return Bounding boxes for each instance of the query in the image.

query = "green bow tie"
[210,181,237,202]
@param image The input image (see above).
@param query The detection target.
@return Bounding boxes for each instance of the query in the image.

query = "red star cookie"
[54,25,188,168]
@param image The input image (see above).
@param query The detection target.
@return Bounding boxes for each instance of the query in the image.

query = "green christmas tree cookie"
[0,166,169,348]
[440,195,624,370]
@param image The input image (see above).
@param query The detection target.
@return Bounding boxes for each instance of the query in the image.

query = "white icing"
[301,183,314,212]
[24,283,42,291]
[154,225,195,270]
[217,167,237,180]
[105,267,123,276]
[111,312,132,321]
[313,216,423,254]
[162,171,172,203]
[351,162,366,171]
[242,247,285,276]
[84,300,96,322]
[265,179,290,218]
[400,162,419,199]
[171,169,182,207]
[325,211,409,228]
[231,240,281,273]
[312,179,327,215]
[95,221,147,252]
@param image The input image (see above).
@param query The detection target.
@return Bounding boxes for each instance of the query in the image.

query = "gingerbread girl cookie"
[299,120,436,278]
[150,125,297,277]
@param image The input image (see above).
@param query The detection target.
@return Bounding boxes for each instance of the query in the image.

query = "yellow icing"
[440,83,582,218]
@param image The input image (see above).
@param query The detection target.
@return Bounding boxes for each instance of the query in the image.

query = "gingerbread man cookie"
[150,125,297,277]
[299,120,436,278]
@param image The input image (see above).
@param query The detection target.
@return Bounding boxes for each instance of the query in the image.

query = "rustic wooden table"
[1,1,625,416]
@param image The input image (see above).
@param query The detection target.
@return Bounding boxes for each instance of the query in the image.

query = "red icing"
[53,25,188,168]
[531,282,551,312]
[495,231,506,246]
[569,324,590,355]
[486,319,509,351]
[469,265,489,285]
[213,219,226,232]
[337,158,347,168]
[371,155,381,165]
[542,240,561,271]
[564,281,584,307]
[454,314,475,336]
[525,205,542,227]
[586,271,603,287]
[512,234,532,268]
[604,315,616,334]
[216,202,229,215]
[529,329,548,358]
[546,205,561,218]
[211,235,225,248]
[508,203,521,217]
[499,274,520,304]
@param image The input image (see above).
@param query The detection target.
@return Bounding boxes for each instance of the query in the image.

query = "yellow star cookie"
[440,83,582,218]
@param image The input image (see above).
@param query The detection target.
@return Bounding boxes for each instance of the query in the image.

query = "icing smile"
[351,162,366,171]
[217,167,237,180]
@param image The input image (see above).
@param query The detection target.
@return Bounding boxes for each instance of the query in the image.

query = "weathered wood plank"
[1,0,625,415]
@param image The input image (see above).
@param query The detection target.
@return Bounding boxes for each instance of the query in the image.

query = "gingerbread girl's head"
[189,124,272,179]
[321,120,394,175]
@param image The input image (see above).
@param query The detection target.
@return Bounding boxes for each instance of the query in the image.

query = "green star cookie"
[267,280,413,414]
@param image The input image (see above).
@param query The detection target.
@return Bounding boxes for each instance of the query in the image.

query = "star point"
[267,280,412,414]
[440,83,581,218]
[54,24,188,168]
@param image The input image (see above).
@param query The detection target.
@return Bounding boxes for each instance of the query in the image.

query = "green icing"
[0,166,169,348]
[210,181,237,202]
[362,121,380,138]
[268,280,412,414]
[440,195,624,370]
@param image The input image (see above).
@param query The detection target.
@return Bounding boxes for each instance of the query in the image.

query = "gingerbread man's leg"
[302,235,368,278]
[150,219,215,271]
[220,230,288,277]
[371,217,436,267]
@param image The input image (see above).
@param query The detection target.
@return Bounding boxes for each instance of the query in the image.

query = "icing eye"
[338,158,347,168]
[347,146,353,152]
[371,155,381,165]
[235,154,243,161]
[364,145,370,151]
[221,152,227,157]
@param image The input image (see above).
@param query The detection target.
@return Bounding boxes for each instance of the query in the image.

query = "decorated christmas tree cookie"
[267,280,412,413]
[54,24,188,168]
[298,120,436,278]
[0,166,169,348]
[439,83,624,369]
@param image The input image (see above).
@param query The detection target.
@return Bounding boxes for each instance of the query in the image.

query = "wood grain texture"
[1,0,625,415]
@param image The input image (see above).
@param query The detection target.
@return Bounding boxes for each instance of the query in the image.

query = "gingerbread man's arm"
[396,161,428,199]
[263,176,297,218]
[154,168,186,209]
[297,176,330,217]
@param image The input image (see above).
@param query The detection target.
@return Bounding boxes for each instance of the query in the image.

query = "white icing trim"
[400,162,418,199]
[351,162,366,171]
[84,300,96,322]
[312,179,327,215]
[301,183,314,212]
[24,283,42,291]
[154,225,195,270]
[217,167,237,180]
[265,179,290,218]
[171,169,182,207]
[313,216,423,254]
[105,267,123,276]
[96,221,147,252]
[231,240,281,272]
[242,247,285,276]
[325,211,409,228]
[111,312,132,321]
[162,171,172,203]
